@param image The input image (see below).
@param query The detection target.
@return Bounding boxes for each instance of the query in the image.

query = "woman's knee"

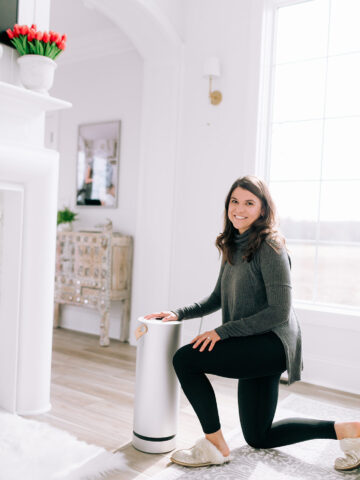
[242,429,269,449]
[172,344,193,372]
[245,437,267,450]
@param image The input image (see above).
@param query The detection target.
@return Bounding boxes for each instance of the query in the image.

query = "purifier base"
[132,433,177,454]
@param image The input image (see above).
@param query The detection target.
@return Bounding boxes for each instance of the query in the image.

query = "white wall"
[297,306,360,394]
[167,0,265,343]
[0,46,19,85]
[49,50,143,339]
[151,0,187,40]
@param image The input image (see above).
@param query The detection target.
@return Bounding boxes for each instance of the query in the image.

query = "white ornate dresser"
[54,226,133,346]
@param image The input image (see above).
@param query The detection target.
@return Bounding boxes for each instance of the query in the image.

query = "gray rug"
[152,394,360,480]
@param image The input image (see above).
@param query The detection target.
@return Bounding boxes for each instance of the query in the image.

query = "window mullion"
[314,0,332,303]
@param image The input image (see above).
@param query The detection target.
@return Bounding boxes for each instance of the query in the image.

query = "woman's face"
[228,187,264,234]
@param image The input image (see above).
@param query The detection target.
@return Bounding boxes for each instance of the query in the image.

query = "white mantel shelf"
[0,80,71,113]
[0,81,71,147]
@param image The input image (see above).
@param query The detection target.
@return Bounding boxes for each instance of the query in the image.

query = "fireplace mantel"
[0,81,71,146]
[0,81,71,414]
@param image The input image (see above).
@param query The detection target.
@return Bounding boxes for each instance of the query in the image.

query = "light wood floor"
[28,328,360,479]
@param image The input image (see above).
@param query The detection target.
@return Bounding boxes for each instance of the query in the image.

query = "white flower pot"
[57,222,73,232]
[17,54,57,95]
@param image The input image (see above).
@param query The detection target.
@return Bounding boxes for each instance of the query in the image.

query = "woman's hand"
[144,311,179,322]
[190,329,221,352]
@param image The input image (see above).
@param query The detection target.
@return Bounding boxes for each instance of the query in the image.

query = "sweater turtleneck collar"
[233,228,251,248]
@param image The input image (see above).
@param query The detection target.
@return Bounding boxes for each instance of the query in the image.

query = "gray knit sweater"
[173,229,303,385]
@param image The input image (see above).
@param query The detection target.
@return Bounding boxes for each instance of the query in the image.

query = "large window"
[267,0,360,309]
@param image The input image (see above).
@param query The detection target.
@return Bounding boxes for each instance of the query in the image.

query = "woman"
[144,175,360,471]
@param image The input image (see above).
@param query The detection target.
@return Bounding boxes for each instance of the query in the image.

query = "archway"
[86,0,184,343]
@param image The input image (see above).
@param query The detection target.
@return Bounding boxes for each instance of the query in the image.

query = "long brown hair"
[215,175,286,264]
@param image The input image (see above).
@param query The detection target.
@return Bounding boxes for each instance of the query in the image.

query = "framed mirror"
[76,120,121,207]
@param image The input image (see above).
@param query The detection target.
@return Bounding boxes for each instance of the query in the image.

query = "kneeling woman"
[145,175,360,472]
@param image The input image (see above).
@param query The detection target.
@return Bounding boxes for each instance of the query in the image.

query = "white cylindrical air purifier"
[132,316,183,453]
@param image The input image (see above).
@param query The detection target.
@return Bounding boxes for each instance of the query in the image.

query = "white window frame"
[255,0,360,319]
[256,0,314,181]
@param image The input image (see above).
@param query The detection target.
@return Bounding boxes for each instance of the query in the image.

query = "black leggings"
[172,331,337,448]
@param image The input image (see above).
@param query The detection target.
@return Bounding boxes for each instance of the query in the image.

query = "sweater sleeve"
[172,262,225,321]
[215,240,292,339]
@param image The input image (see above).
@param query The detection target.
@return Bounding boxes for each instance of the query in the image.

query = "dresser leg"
[100,310,110,347]
[53,303,60,328]
[120,298,130,342]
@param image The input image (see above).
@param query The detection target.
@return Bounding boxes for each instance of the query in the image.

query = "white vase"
[57,222,73,232]
[17,54,57,95]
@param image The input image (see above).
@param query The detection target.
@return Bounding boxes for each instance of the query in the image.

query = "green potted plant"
[57,207,78,232]
[6,24,67,94]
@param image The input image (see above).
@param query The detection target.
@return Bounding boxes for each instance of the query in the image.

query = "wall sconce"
[203,57,222,106]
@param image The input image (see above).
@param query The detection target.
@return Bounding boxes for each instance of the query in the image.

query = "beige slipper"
[334,438,360,471]
[170,438,231,467]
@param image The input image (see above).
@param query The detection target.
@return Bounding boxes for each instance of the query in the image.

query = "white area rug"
[152,393,360,480]
[0,409,127,480]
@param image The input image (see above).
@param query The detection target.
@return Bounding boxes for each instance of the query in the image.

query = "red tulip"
[27,31,35,42]
[6,29,14,39]
[50,32,60,43]
[31,24,37,31]
[42,32,50,43]
[13,24,20,37]
[35,31,43,41]
[20,25,29,35]
[57,40,66,50]
[61,34,67,42]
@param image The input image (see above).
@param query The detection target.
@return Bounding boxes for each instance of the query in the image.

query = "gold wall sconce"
[203,57,222,106]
